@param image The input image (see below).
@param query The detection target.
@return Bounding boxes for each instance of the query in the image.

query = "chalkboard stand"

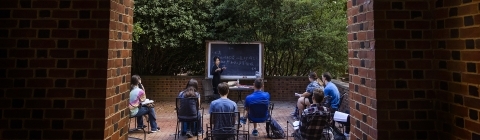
[205,41,264,80]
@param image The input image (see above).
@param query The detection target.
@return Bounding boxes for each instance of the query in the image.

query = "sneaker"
[240,117,246,124]
[151,127,160,133]
[252,129,258,136]
[186,131,193,138]
[136,125,147,131]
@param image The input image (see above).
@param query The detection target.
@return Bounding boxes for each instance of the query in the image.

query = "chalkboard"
[205,41,264,79]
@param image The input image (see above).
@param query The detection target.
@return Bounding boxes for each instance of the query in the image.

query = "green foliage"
[132,0,348,77]
[212,0,348,77]
[132,0,214,75]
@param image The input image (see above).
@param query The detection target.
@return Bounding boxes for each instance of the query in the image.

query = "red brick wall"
[0,0,132,139]
[374,0,438,139]
[348,0,480,139]
[106,0,133,139]
[433,0,480,139]
[141,76,349,102]
[347,0,378,139]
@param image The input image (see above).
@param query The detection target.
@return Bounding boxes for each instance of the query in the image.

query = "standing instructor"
[211,56,226,100]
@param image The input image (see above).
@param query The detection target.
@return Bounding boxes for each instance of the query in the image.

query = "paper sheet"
[333,111,349,122]
[142,99,154,105]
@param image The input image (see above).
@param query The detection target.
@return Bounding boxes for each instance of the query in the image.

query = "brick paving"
[128,101,299,140]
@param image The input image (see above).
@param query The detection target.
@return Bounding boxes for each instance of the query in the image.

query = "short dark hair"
[217,82,229,95]
[213,56,220,62]
[185,79,198,91]
[313,88,324,103]
[131,75,141,87]
[254,78,263,89]
[309,72,318,79]
[322,72,332,81]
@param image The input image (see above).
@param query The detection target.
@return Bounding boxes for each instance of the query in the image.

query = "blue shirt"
[245,90,270,122]
[209,98,238,137]
[324,82,340,109]
[305,81,323,99]
[209,98,238,114]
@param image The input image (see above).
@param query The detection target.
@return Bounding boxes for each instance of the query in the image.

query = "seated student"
[178,79,202,137]
[297,87,331,139]
[129,75,160,133]
[322,72,340,112]
[209,82,238,140]
[244,78,270,136]
[293,72,324,119]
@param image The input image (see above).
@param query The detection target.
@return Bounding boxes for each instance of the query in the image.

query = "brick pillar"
[347,0,377,139]
[374,0,437,139]
[0,0,132,139]
[105,0,133,139]
[433,0,480,139]
[348,0,480,139]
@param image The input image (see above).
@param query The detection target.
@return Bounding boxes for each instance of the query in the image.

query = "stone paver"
[128,101,299,140]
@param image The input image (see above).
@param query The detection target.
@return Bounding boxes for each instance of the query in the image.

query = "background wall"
[141,76,349,103]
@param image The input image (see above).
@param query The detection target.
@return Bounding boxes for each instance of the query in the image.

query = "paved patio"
[128,101,299,140]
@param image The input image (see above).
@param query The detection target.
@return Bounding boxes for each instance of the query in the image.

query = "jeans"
[132,106,159,131]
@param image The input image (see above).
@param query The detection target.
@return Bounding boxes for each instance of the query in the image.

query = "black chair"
[205,112,249,140]
[334,92,348,133]
[128,115,147,140]
[175,97,204,140]
[245,100,274,138]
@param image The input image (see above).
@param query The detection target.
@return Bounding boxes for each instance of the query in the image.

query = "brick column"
[348,0,480,139]
[433,0,480,139]
[0,0,132,139]
[347,0,377,139]
[105,0,133,139]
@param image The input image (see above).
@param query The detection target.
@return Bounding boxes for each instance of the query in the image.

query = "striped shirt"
[129,86,146,117]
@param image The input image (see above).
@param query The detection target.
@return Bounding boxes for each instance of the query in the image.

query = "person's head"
[254,78,264,89]
[217,82,230,96]
[312,87,324,103]
[322,72,332,82]
[213,56,220,65]
[184,86,196,98]
[131,75,141,87]
[185,79,198,91]
[308,72,318,82]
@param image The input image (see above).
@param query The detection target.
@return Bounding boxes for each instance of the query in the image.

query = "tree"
[132,0,347,77]
[212,0,348,77]
[132,0,214,75]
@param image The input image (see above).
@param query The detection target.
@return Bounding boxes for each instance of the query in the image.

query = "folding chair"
[205,112,249,140]
[128,115,148,140]
[334,92,348,133]
[175,97,204,140]
[245,100,274,138]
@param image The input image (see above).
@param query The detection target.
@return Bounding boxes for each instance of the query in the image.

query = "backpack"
[269,119,285,139]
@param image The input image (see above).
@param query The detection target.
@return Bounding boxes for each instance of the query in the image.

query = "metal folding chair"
[175,97,204,140]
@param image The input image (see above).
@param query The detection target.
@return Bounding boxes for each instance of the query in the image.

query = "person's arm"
[301,92,311,97]
[211,65,217,74]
